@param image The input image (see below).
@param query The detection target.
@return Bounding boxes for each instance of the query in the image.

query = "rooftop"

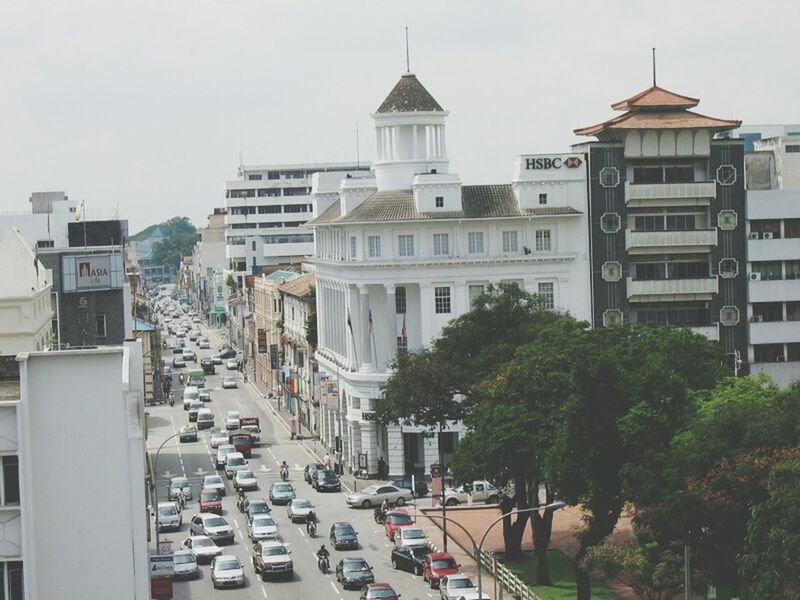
[376,73,444,114]
[278,272,315,299]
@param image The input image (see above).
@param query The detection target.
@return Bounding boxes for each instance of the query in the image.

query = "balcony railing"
[627,277,718,300]
[626,181,717,204]
[688,323,720,342]
[626,229,717,252]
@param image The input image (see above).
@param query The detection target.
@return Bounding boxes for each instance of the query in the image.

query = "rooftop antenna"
[405,26,410,73]
[356,122,360,169]
[652,47,657,86]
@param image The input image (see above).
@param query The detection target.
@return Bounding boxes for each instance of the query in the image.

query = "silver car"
[345,484,413,509]
[181,535,222,564]
[211,554,245,589]
[248,516,279,542]
[210,430,229,448]
[189,513,234,544]
[215,444,236,469]
[286,499,315,523]
[440,574,478,600]
[224,453,247,480]
[172,550,199,579]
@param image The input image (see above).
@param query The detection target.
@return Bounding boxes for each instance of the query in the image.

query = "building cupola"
[371,73,450,191]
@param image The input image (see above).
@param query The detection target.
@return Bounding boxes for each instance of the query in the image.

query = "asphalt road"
[148,323,441,600]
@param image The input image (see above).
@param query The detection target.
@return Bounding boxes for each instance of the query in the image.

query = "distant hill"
[130,223,163,242]
[132,217,199,268]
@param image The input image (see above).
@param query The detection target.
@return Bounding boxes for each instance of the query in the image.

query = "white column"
[358,284,374,372]
[384,283,396,369]
[362,419,378,476]
[386,426,404,478]
[441,125,446,158]
[426,126,433,159]
[419,282,433,347]
[391,127,399,160]
[376,127,383,161]
[412,125,418,159]
[453,282,467,316]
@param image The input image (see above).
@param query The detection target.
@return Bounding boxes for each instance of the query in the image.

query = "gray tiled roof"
[308,184,582,225]
[376,74,444,113]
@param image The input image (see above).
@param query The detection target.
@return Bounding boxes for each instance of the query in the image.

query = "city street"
[148,324,439,600]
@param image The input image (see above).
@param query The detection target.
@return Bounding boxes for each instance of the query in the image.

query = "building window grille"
[467,232,484,254]
[434,286,451,314]
[538,193,548,205]
[600,213,621,233]
[395,287,406,314]
[396,336,408,354]
[248,174,262,180]
[398,235,414,257]
[537,282,554,310]
[1,456,20,505]
[602,261,623,282]
[350,236,357,259]
[468,284,486,305]
[96,314,107,338]
[716,165,737,186]
[435,196,444,208]
[717,210,738,230]
[502,231,519,253]
[433,233,449,256]
[367,236,381,258]
[599,166,620,188]
[535,229,552,252]
[718,258,739,279]
[0,561,24,600]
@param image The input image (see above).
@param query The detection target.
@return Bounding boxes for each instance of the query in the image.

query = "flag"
[347,309,353,332]
[368,309,373,335]
[401,314,407,341]
[74,199,84,222]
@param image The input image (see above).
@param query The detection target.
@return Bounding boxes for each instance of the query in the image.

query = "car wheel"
[487,495,500,504]
[395,496,405,506]
[361,499,372,509]
[391,558,398,570]
[445,498,458,507]
[430,578,436,589]
[415,565,423,576]
[261,572,268,582]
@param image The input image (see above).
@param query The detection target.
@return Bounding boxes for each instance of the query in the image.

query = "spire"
[375,73,444,114]
[405,26,410,74]
[652,47,657,86]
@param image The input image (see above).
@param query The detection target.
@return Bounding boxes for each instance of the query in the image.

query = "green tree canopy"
[147,217,199,268]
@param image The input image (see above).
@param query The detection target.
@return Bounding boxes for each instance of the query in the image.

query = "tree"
[305,286,317,348]
[147,217,199,268]
[225,274,238,294]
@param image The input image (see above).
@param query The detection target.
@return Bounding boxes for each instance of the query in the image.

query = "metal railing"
[478,549,543,600]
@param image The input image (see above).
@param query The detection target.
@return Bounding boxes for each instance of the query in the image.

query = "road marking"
[260,587,268,598]
[330,581,340,594]
[296,527,305,537]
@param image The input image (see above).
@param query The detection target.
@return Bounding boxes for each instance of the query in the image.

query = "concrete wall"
[17,343,149,600]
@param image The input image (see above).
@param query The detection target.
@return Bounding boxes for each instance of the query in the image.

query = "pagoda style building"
[574,84,748,372]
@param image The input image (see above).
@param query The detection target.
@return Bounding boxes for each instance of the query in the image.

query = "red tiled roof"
[610,85,699,110]
[574,110,741,136]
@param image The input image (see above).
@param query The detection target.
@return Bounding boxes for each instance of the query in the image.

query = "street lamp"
[152,431,184,554]
[476,501,567,600]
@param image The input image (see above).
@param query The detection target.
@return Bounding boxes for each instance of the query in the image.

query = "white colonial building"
[310,72,591,478]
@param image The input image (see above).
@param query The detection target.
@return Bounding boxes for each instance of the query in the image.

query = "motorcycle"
[373,508,386,525]
[168,393,175,407]
[317,555,329,574]
[307,521,317,538]
[280,467,289,481]
[236,493,247,513]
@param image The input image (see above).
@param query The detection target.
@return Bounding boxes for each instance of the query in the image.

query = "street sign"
[158,540,173,555]
[150,555,174,577]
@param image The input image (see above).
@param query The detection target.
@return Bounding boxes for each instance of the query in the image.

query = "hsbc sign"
[525,156,583,170]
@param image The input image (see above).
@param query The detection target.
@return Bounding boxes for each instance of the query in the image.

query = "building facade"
[574,84,748,371]
[253,270,299,391]
[311,72,592,478]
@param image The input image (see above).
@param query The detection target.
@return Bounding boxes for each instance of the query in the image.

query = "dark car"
[304,463,325,484]
[390,545,430,576]
[201,358,216,375]
[218,347,237,359]
[330,521,359,550]
[360,583,400,600]
[336,558,375,590]
[245,499,271,523]
[313,469,341,492]
[391,476,429,497]
[198,489,223,515]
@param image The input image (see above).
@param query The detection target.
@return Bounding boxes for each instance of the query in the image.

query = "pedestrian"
[378,456,387,480]
[323,452,332,471]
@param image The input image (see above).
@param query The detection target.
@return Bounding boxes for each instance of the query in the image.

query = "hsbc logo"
[525,156,583,170]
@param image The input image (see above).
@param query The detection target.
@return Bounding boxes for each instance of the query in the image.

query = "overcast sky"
[1,0,795,233]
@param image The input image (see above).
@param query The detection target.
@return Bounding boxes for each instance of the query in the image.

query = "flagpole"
[347,309,359,369]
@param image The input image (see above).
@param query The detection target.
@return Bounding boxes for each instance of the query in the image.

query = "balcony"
[627,277,718,302]
[748,238,800,262]
[749,320,800,345]
[625,181,717,206]
[749,278,800,303]
[626,229,717,254]
[750,362,800,388]
[689,323,720,342]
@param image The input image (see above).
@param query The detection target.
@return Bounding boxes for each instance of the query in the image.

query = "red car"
[423,552,460,589]
[359,583,400,600]
[198,489,222,515]
[384,509,415,541]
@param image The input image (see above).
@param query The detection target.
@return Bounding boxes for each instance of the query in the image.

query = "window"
[537,282,554,310]
[251,240,256,251]
[350,237,357,259]
[257,205,281,214]
[398,235,415,257]
[634,262,667,280]
[754,343,784,363]
[0,561,24,600]
[367,236,381,258]
[502,231,518,253]
[786,302,800,321]
[230,206,256,216]
[228,189,255,198]
[784,219,800,238]
[634,303,710,326]
[257,188,281,197]
[283,204,308,213]
[1,456,20,505]
[600,213,621,233]
[434,287,451,314]
[786,261,800,279]
[669,262,708,279]
[716,165,737,186]
[433,233,449,256]
[752,302,783,322]
[96,314,107,338]
[467,232,484,254]
[751,220,781,238]
[396,336,408,354]
[538,193,548,205]
[468,284,486,305]
[599,166,620,188]
[36,240,54,248]
[394,286,407,314]
[248,174,262,180]
[435,196,444,208]
[635,215,665,231]
[752,261,783,281]
[535,230,551,252]
[785,145,800,153]
[666,214,696,230]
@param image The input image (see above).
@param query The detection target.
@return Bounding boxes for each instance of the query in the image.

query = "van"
[188,370,205,388]
[183,386,199,410]
[197,408,214,430]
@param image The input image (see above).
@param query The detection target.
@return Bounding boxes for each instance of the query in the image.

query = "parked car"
[179,423,198,442]
[245,499,272,523]
[390,545,430,575]
[287,499,315,523]
[346,485,413,509]
[198,489,223,515]
[304,463,325,484]
[168,476,192,501]
[443,480,501,506]
[210,430,229,448]
[224,452,248,480]
[313,469,341,492]
[248,516,279,542]
[269,482,296,505]
[336,557,375,590]
[330,521,359,550]
[211,555,245,589]
[222,377,238,389]
[189,513,234,544]
[360,583,400,600]
[385,509,415,541]
[439,574,478,600]
[181,535,222,563]
[394,526,428,549]
[423,553,460,589]
[390,475,429,497]
[172,550,199,580]
[203,474,226,496]
[156,502,182,532]
[233,469,258,491]
[252,541,293,581]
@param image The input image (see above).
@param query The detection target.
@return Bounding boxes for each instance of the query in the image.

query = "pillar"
[358,284,373,372]
[361,420,378,476]
[387,426,404,478]
[384,283,396,369]
[419,282,433,346]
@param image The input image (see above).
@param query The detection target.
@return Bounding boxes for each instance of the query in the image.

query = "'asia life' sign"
[77,256,112,289]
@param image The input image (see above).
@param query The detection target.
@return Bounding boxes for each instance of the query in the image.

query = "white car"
[202,474,226,496]
[394,526,428,549]
[156,502,182,532]
[215,444,236,469]
[222,377,238,389]
[226,359,238,370]
[345,484,414,508]
[172,550,199,579]
[211,355,223,365]
[286,499,315,523]
[211,554,245,589]
[444,480,501,506]
[234,469,258,491]
[181,535,222,563]
[224,452,248,480]
[198,339,210,349]
[182,348,197,362]
[440,574,478,600]
[248,516,279,542]
[210,430,229,448]
[225,410,240,429]
[189,513,234,544]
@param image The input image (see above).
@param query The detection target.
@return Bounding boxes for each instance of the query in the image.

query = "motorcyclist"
[280,461,289,481]
[177,488,187,510]
[316,544,330,572]
[306,510,317,535]
[178,373,184,385]
[168,393,175,407]
[237,489,246,512]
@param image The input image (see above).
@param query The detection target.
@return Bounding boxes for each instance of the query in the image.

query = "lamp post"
[152,431,184,554]
[476,501,567,600]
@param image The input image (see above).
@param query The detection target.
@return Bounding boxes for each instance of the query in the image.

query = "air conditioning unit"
[763,232,774,240]
[749,232,760,240]
[751,315,763,323]
[750,272,761,281]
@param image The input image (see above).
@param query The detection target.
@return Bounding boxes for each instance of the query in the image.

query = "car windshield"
[171,477,188,488]
[212,433,226,439]
[237,471,254,479]
[194,538,214,548]
[343,560,369,572]
[201,491,220,501]
[231,435,249,444]
[249,501,268,510]
[403,529,425,539]
[334,525,355,535]
[432,559,457,569]
[450,578,474,588]
[228,458,245,467]
[158,505,177,516]
[205,517,227,527]
[253,517,274,527]
[369,590,397,599]
[227,412,240,419]
[323,472,338,481]
[274,483,292,492]
[263,546,287,556]
[389,514,412,525]
[205,476,223,485]
[410,547,430,559]
[216,559,240,571]
[294,500,312,508]
[174,554,195,565]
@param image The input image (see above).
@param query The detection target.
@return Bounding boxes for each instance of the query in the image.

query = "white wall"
[17,343,149,600]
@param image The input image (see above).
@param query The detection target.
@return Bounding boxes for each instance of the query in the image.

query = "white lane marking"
[296,527,305,538]
[260,587,268,598]
[330,581,340,594]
